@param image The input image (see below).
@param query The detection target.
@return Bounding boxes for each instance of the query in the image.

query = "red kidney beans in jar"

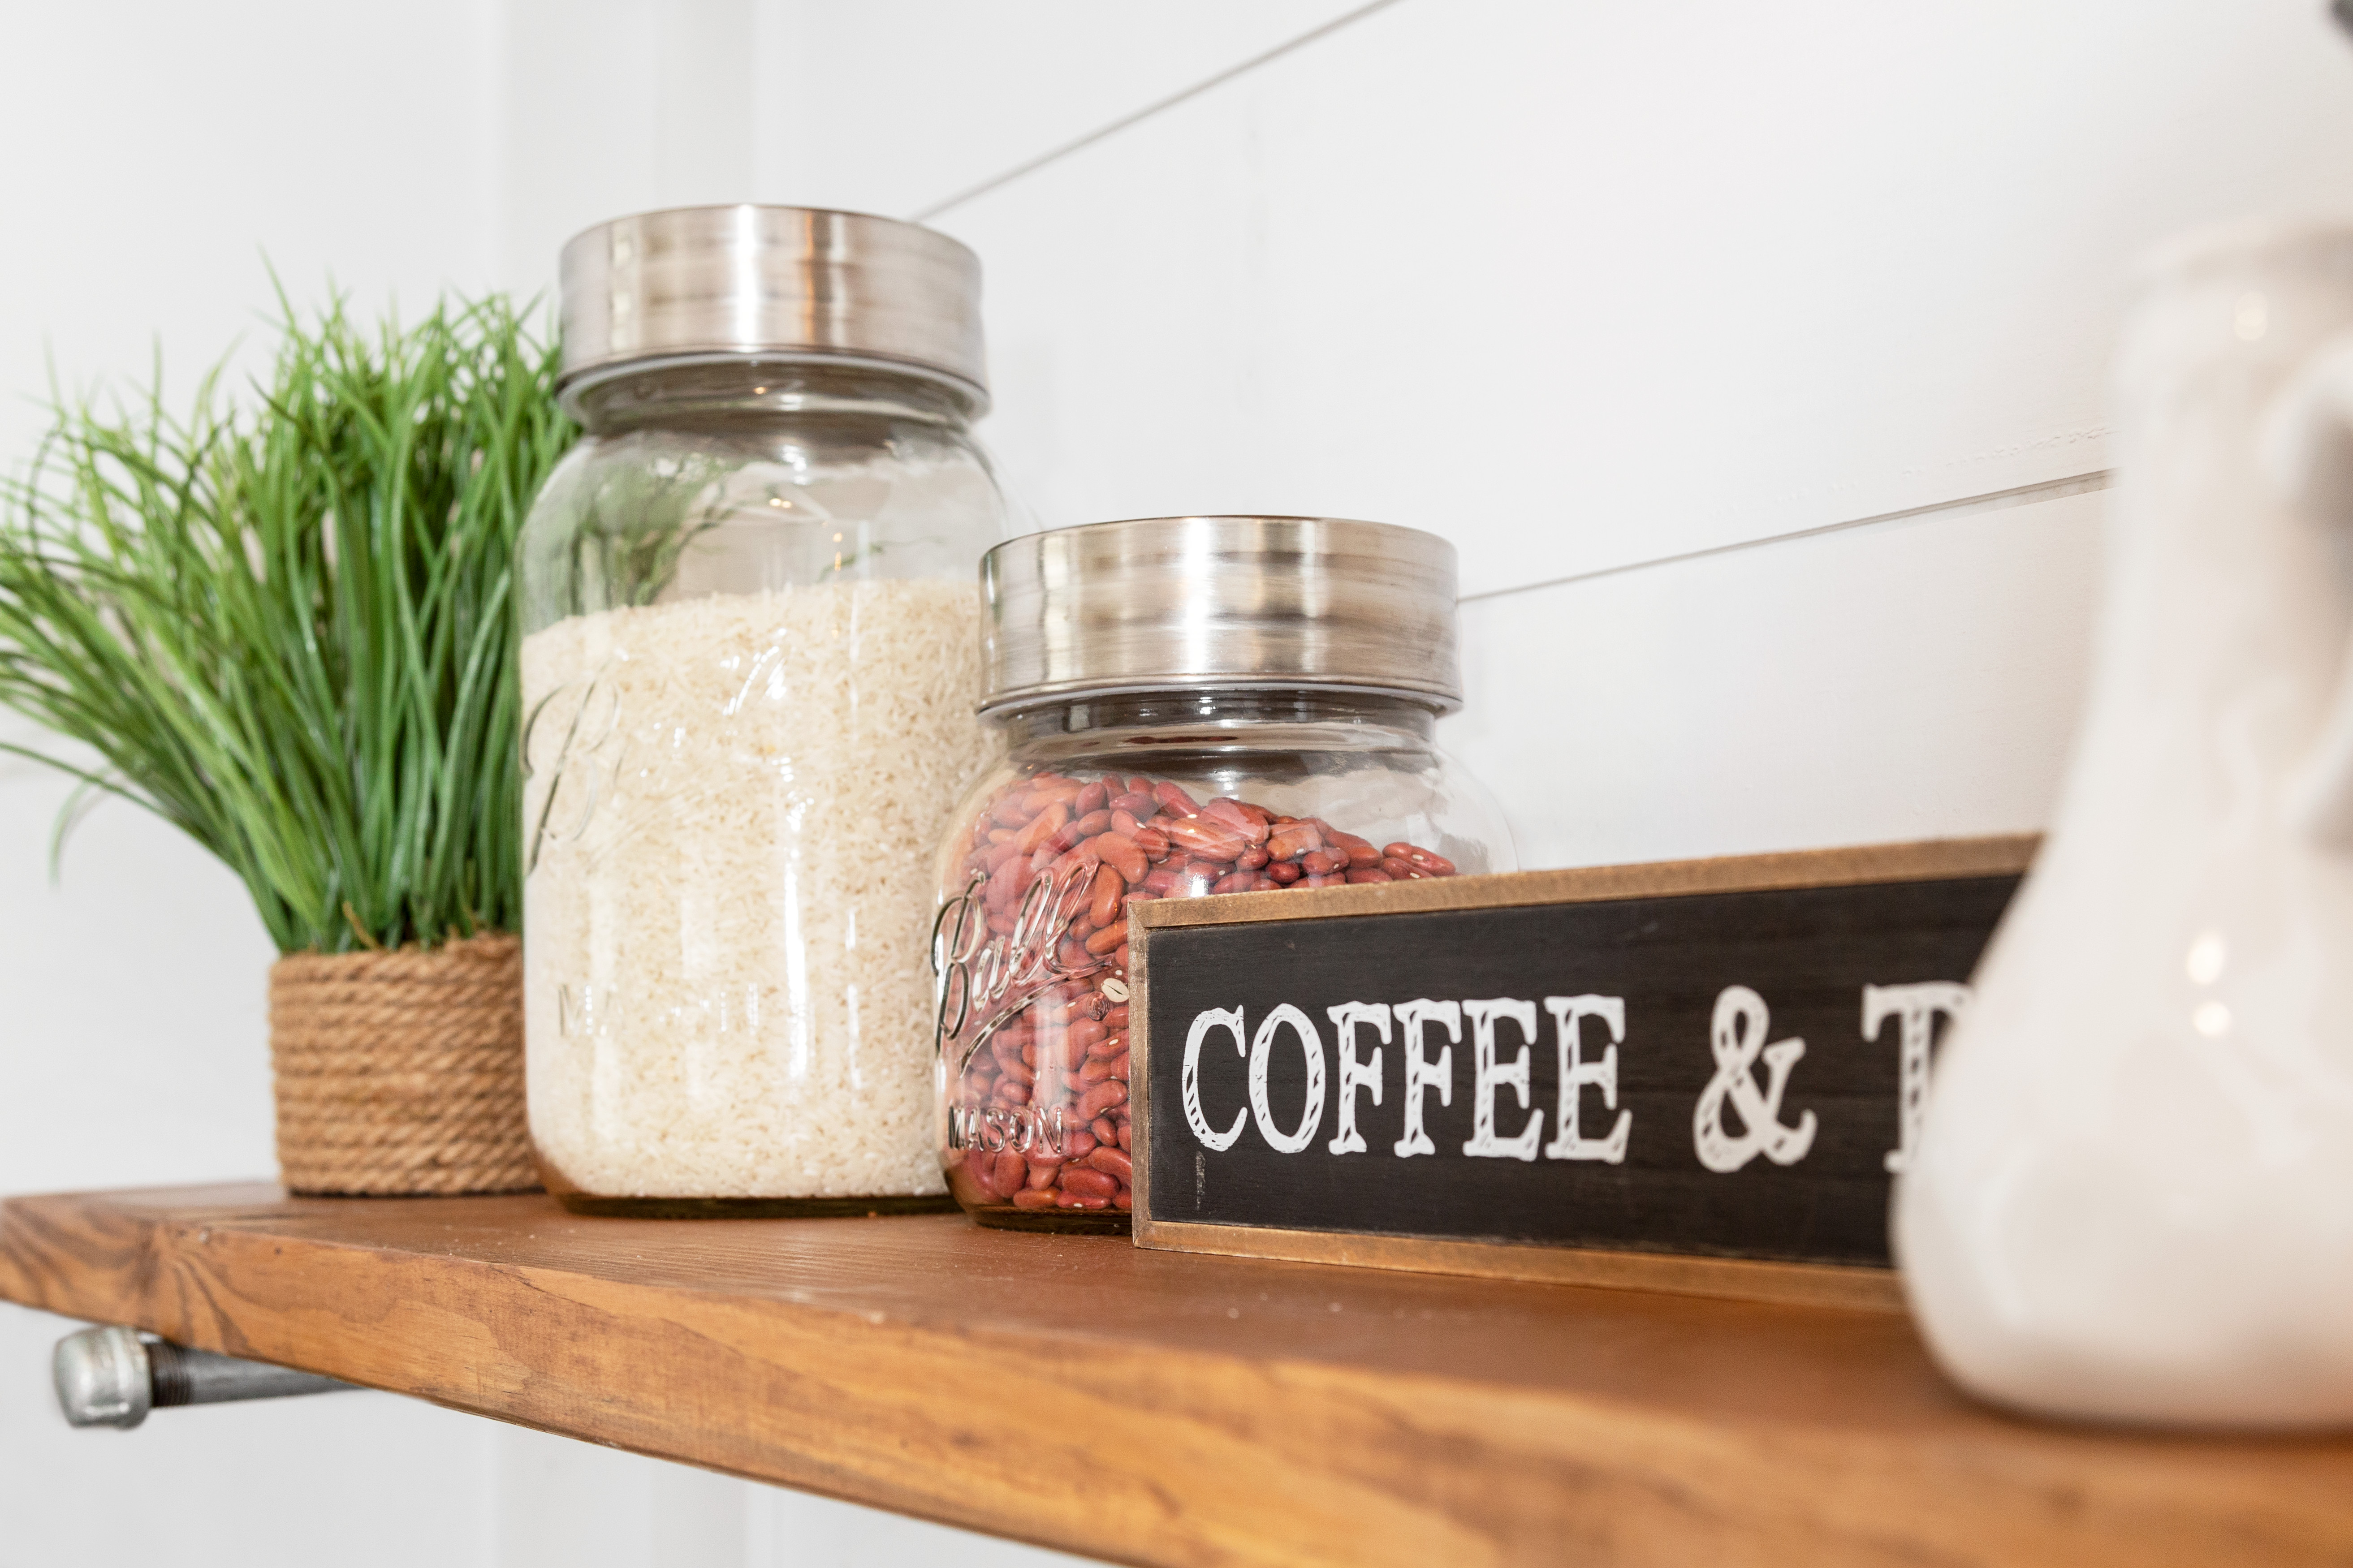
[932,770,1460,1227]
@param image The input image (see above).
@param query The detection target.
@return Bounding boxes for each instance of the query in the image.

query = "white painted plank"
[1441,484,2106,871]
[493,0,761,300]
[751,1478,1106,1567]
[0,0,499,470]
[749,0,1372,223]
[494,2,1374,336]
[0,770,279,1197]
[936,0,2353,596]
[490,1426,748,1567]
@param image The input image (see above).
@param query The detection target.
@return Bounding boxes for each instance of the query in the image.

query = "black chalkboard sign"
[1128,837,2034,1308]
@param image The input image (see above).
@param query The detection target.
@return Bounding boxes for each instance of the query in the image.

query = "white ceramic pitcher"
[1895,220,2353,1429]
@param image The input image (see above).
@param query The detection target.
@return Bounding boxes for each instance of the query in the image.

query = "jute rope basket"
[268,931,540,1196]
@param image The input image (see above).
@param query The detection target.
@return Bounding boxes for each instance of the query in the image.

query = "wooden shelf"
[3,1185,2348,1566]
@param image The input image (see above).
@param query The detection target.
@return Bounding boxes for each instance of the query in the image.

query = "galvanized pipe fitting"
[52,1325,351,1429]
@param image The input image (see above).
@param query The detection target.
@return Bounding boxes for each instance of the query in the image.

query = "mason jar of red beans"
[931,516,1514,1231]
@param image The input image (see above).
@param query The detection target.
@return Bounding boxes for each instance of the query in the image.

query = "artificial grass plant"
[0,293,574,953]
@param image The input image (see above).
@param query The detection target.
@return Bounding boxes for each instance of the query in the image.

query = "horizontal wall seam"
[909,0,1410,223]
[1458,470,2116,606]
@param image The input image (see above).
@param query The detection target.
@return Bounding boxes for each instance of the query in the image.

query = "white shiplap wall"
[4,2,2352,1565]
[0,4,512,1562]
[902,0,2353,870]
[933,0,2353,592]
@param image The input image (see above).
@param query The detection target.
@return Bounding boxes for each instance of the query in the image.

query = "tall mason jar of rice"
[516,205,1012,1214]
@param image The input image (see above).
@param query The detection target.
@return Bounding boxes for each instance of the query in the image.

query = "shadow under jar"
[518,206,1014,1216]
[932,516,1515,1232]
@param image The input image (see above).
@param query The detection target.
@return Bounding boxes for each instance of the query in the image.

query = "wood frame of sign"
[1126,835,2038,1312]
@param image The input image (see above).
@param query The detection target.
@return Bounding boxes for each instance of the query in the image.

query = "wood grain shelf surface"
[2,1185,2348,1568]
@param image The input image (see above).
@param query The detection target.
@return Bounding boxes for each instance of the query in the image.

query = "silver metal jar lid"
[979,516,1462,715]
[557,205,987,411]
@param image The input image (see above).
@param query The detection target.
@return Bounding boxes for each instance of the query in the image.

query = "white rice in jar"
[519,579,990,1198]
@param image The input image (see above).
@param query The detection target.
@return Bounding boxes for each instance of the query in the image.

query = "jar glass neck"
[990,689,1440,761]
[569,356,980,435]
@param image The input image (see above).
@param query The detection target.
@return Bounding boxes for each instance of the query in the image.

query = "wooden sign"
[1127,836,2035,1309]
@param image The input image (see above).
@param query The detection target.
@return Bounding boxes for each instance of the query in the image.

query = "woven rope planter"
[268,932,539,1196]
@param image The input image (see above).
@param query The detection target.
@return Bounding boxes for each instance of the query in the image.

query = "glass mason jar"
[518,206,1013,1215]
[931,516,1515,1231]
